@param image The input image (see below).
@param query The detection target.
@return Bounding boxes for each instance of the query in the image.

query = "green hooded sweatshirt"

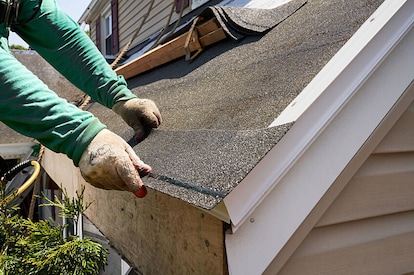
[0,0,136,165]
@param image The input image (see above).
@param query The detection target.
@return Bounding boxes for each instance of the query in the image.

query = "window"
[104,12,112,55]
[96,0,119,56]
[102,6,112,55]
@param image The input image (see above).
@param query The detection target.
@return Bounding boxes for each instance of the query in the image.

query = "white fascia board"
[224,0,414,274]
[0,142,38,159]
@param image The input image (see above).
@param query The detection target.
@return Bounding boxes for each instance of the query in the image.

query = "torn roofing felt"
[89,0,385,210]
[120,124,292,209]
[200,0,307,40]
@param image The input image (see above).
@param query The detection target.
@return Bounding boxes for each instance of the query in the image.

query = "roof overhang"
[223,0,414,273]
[78,0,110,24]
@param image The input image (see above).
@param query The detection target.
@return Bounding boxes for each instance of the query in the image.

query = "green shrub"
[0,186,107,275]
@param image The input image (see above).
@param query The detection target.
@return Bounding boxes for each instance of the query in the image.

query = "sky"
[9,0,92,47]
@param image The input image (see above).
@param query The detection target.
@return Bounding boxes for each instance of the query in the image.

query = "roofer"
[0,0,162,196]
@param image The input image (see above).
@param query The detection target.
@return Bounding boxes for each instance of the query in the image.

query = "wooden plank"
[197,18,221,36]
[41,149,77,197]
[115,18,222,76]
[85,185,227,274]
[115,19,227,79]
[278,212,414,275]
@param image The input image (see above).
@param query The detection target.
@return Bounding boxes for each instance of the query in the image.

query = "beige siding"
[279,213,414,275]
[119,0,177,49]
[90,24,97,46]
[90,0,194,55]
[279,100,414,274]
[374,101,414,153]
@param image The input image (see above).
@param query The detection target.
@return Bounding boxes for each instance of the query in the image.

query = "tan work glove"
[113,98,162,141]
[79,129,150,197]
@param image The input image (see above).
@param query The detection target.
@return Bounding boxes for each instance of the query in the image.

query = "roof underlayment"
[200,0,307,40]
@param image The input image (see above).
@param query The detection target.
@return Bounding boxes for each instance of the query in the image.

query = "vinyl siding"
[278,100,414,274]
[90,0,192,55]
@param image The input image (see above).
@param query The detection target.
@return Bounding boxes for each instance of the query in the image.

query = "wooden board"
[115,18,227,79]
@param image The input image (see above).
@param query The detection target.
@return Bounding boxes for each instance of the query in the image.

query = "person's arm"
[0,49,149,194]
[0,48,104,165]
[12,0,161,140]
[12,0,133,108]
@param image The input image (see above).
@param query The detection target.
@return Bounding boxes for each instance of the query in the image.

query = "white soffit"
[224,0,414,274]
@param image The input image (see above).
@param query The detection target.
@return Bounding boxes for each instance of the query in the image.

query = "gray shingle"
[90,0,385,209]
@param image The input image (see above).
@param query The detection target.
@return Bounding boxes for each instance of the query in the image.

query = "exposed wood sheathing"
[84,186,226,274]
[41,150,227,274]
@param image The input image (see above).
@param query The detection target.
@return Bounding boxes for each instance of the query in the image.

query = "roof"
[89,0,386,210]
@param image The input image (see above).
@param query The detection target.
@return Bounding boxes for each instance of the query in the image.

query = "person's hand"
[79,129,151,197]
[113,98,162,141]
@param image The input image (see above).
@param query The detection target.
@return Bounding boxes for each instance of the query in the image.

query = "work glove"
[113,98,162,141]
[79,129,151,197]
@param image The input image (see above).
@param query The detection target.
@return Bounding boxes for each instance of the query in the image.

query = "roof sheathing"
[91,0,385,209]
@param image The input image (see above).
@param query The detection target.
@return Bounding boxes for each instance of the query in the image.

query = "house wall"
[90,0,193,56]
[278,100,414,274]
[41,149,227,274]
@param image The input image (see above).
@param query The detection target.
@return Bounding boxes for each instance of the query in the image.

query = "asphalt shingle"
[91,0,382,209]
[9,0,384,209]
